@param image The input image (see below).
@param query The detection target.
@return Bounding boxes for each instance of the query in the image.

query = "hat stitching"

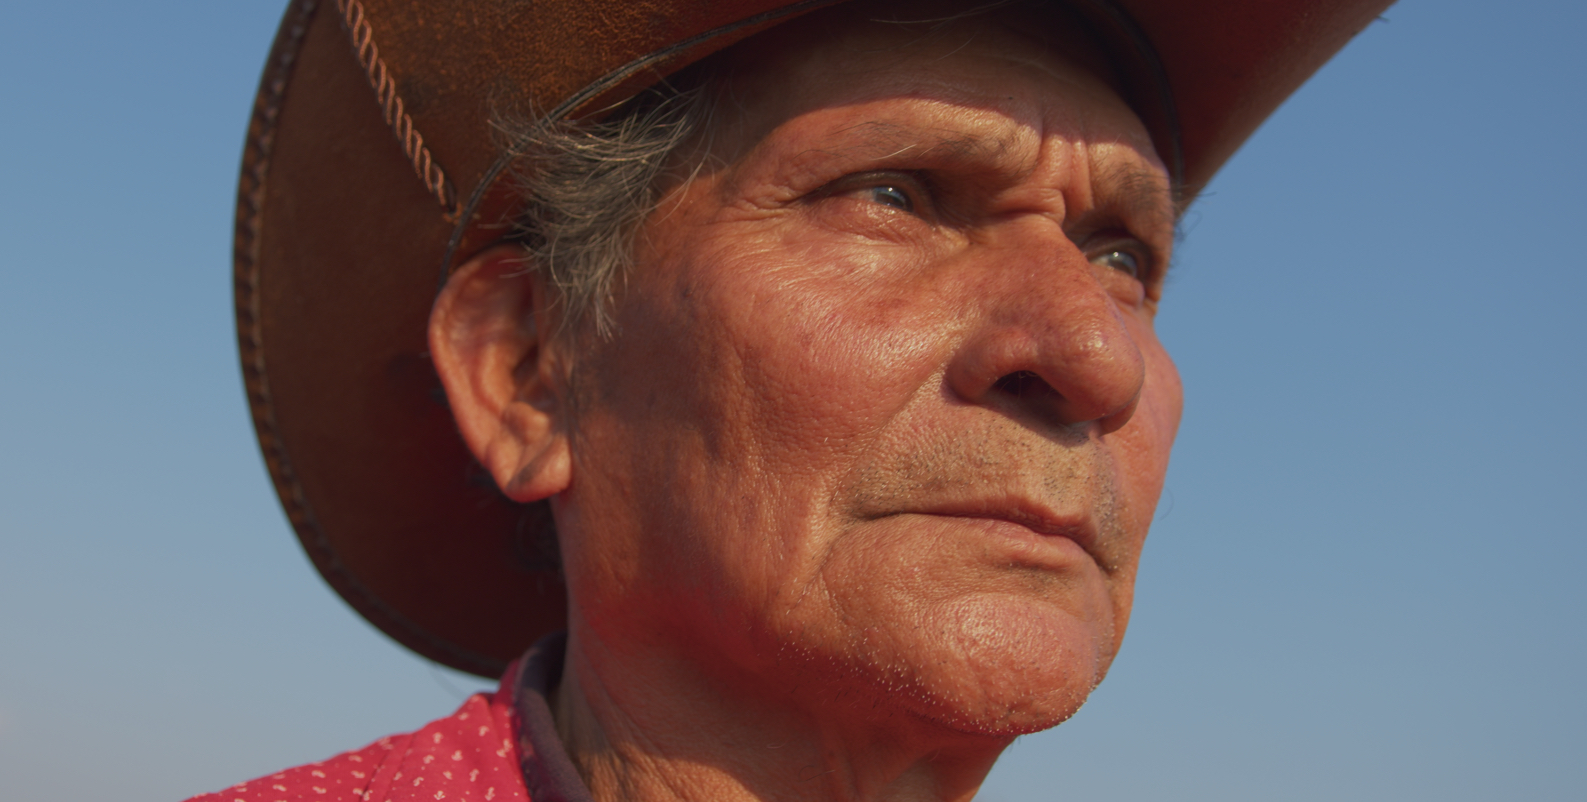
[237,0,504,678]
[332,0,461,218]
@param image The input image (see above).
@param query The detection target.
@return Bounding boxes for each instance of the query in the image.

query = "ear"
[429,243,572,503]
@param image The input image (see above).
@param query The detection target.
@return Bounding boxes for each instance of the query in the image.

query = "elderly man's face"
[544,8,1181,735]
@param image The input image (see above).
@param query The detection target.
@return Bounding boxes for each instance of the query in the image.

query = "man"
[203,1,1390,800]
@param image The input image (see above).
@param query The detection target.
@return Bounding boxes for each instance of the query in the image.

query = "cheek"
[690,233,959,571]
[1121,327,1181,502]
[560,226,956,635]
[1094,323,1180,635]
[656,224,955,496]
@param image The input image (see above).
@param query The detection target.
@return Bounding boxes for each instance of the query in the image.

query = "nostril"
[993,370,1045,397]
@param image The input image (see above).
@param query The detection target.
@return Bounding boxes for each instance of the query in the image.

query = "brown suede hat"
[238,0,1392,677]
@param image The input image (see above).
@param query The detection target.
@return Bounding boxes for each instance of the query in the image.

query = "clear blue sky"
[1,1,1582,799]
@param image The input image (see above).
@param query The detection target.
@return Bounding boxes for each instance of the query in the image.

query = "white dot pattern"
[185,693,529,802]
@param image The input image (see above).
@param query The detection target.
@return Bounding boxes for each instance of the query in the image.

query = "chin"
[785,590,1121,738]
[922,594,1119,736]
[922,668,1103,738]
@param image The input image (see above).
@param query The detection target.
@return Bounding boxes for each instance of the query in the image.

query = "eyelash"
[1086,241,1153,281]
[816,172,1160,283]
[820,171,932,216]
[865,184,916,213]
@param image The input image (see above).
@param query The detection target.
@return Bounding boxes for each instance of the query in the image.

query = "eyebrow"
[1093,159,1178,230]
[821,120,1179,230]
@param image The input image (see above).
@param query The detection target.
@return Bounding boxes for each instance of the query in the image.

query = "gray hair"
[500,84,714,337]
[495,85,716,572]
[495,3,1098,340]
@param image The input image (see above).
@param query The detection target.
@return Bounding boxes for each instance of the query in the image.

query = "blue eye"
[867,185,914,212]
[1092,249,1140,278]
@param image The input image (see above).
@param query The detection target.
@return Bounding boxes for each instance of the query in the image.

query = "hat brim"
[238,0,1391,676]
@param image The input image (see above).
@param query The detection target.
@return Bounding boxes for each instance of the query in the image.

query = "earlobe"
[428,244,572,503]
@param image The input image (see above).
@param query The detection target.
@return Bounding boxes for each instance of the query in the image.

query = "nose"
[945,240,1146,434]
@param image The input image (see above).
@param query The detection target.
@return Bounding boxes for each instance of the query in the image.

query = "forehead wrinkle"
[826,119,1017,163]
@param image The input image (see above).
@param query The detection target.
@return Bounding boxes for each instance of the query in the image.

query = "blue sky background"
[1,1,1582,800]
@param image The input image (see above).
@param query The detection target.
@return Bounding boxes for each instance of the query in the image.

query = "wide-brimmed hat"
[238,0,1392,677]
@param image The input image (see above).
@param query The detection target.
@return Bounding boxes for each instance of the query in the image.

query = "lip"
[906,498,1100,558]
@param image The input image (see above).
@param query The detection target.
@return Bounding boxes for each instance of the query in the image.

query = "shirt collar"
[509,631,595,802]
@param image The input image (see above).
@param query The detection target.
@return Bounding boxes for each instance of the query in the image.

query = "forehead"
[694,1,1171,217]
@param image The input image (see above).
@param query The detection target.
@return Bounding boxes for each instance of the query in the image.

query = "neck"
[549,627,1011,802]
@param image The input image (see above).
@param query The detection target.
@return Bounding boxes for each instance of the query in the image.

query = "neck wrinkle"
[545,624,1008,802]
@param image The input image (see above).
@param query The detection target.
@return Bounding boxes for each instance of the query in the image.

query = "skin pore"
[429,4,1182,802]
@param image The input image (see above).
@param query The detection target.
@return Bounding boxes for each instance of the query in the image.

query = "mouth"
[907,499,1100,560]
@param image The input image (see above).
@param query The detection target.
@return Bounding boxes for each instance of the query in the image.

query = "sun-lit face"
[549,6,1183,736]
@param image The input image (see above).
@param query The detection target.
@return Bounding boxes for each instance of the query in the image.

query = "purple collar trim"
[510,631,595,802]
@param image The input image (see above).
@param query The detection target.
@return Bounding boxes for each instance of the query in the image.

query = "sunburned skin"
[429,3,1183,801]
